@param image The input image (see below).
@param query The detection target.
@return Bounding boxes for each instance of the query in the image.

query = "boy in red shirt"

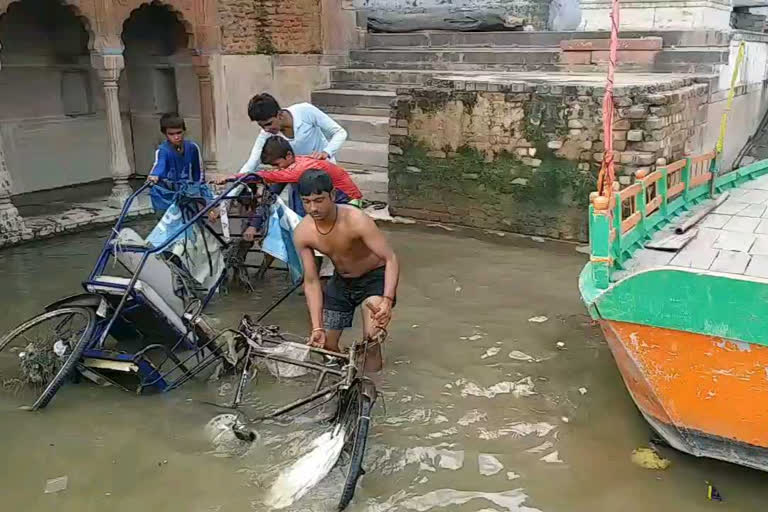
[241,136,363,241]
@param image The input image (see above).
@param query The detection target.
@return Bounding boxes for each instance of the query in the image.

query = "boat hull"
[600,319,768,471]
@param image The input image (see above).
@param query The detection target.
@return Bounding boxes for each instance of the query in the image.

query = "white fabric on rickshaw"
[112,228,187,318]
[85,276,191,340]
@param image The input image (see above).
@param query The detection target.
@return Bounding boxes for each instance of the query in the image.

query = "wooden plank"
[618,182,642,200]
[646,228,699,251]
[646,195,662,215]
[621,211,641,234]
[674,192,730,234]
[690,172,712,188]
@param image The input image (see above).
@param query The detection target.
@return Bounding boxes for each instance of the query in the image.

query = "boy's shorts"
[322,266,395,330]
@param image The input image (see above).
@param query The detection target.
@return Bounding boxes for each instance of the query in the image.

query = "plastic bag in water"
[262,343,310,379]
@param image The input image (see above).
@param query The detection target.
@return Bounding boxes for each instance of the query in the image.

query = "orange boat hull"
[601,320,768,470]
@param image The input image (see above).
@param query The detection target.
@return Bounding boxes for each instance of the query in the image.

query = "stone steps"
[312,88,395,108]
[347,167,388,203]
[365,30,731,49]
[336,140,389,173]
[347,47,728,73]
[331,113,389,144]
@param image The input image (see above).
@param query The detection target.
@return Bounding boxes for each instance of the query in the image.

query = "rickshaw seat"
[85,276,189,337]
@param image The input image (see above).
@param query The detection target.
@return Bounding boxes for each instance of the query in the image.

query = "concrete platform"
[1,194,153,249]
[620,173,768,279]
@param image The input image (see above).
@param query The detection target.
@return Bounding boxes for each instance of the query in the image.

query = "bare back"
[294,206,384,277]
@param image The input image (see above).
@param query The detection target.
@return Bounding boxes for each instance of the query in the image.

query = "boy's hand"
[309,151,329,160]
[308,328,327,348]
[147,175,159,184]
[243,226,258,242]
[366,298,392,329]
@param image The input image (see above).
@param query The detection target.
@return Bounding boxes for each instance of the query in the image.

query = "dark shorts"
[323,266,393,331]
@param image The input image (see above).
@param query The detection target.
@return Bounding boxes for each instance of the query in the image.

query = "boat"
[579,0,768,472]
[580,154,768,471]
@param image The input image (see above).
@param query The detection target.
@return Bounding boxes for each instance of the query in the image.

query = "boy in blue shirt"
[147,113,205,214]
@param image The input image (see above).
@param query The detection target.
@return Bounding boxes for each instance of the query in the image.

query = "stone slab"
[714,199,749,215]
[750,234,768,255]
[738,204,767,218]
[756,219,768,234]
[701,213,731,228]
[709,250,752,274]
[670,246,719,269]
[745,255,768,279]
[721,216,761,233]
[712,230,756,252]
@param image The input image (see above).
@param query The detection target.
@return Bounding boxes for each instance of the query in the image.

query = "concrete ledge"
[0,197,153,250]
[561,38,663,51]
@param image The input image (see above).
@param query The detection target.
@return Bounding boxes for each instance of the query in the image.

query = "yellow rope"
[717,41,746,155]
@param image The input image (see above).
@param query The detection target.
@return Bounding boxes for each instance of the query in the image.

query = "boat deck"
[615,172,768,280]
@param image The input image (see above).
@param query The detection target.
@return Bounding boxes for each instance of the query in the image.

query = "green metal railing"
[588,154,768,289]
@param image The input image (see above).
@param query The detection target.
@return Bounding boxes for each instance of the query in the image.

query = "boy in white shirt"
[239,93,347,174]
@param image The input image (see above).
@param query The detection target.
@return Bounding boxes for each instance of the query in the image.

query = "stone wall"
[218,0,322,54]
[388,76,709,241]
[356,0,551,29]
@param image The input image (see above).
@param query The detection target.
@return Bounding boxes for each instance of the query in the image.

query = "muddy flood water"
[1,222,767,512]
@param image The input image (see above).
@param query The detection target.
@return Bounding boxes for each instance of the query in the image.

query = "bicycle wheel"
[336,381,375,511]
[0,307,96,410]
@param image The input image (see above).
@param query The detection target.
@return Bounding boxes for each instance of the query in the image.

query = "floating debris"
[525,441,554,454]
[44,476,68,494]
[457,409,487,426]
[561,417,570,423]
[266,428,347,509]
[578,387,588,395]
[706,481,723,501]
[461,377,536,399]
[400,489,540,512]
[507,471,521,480]
[540,451,564,464]
[531,236,546,243]
[631,447,671,470]
[528,316,549,323]
[478,454,504,476]
[481,347,501,359]
[508,350,536,362]
[467,335,484,342]
[478,422,555,440]
[428,223,455,232]
[412,324,420,328]
[556,341,566,349]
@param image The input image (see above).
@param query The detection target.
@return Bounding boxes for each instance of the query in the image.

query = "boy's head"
[261,136,295,168]
[298,169,335,220]
[160,113,186,147]
[248,93,283,134]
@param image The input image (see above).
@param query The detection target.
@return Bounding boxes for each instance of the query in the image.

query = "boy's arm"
[295,227,326,347]
[356,211,399,327]
[307,104,347,159]
[192,142,204,182]
[148,148,167,182]
[239,131,269,174]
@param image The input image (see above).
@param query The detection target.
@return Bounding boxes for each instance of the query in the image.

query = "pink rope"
[598,0,620,200]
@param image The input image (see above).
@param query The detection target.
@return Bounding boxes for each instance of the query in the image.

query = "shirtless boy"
[293,170,399,372]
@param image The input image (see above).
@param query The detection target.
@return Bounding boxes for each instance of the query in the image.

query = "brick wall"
[388,77,710,241]
[218,0,322,54]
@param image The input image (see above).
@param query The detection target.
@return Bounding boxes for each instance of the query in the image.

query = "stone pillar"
[0,132,29,242]
[581,0,733,30]
[193,56,219,173]
[91,53,134,209]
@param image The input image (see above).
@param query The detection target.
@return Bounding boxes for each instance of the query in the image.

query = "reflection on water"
[1,222,767,511]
